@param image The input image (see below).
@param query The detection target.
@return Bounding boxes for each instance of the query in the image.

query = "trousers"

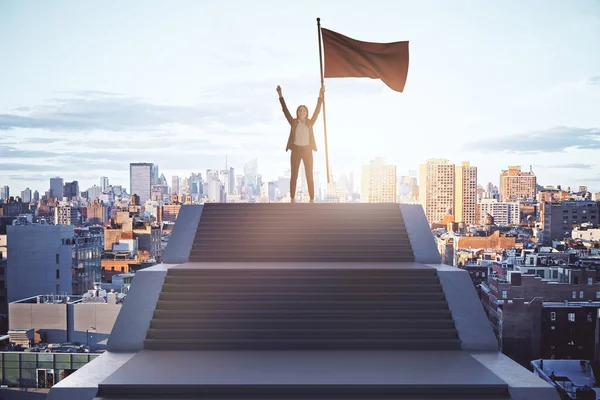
[290,144,314,200]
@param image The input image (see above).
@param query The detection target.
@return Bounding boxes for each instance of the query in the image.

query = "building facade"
[130,163,154,205]
[542,201,600,245]
[478,199,520,226]
[0,186,9,201]
[7,223,75,302]
[455,162,477,225]
[419,158,455,224]
[20,188,32,203]
[49,177,64,200]
[361,157,396,203]
[499,166,536,202]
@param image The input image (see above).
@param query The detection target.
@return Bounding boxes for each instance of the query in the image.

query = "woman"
[276,84,324,203]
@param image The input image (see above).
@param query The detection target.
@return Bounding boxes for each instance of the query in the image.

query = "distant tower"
[130,163,153,204]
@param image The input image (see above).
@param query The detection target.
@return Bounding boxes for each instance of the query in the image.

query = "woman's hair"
[296,105,309,118]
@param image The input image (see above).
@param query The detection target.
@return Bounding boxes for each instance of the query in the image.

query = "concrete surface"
[106,263,171,352]
[399,204,441,264]
[162,204,203,264]
[46,351,136,400]
[428,263,499,352]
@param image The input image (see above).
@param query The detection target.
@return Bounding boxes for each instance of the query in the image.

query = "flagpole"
[316,17,331,184]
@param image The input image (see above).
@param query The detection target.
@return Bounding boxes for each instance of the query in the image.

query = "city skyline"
[1,1,599,192]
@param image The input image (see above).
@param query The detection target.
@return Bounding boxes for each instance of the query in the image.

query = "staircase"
[144,267,460,350]
[93,204,514,400]
[189,203,415,262]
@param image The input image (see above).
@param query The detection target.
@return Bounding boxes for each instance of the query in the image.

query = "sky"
[1,0,599,195]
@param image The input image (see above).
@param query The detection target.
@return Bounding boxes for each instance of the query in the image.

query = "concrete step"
[154,300,450,311]
[95,396,512,400]
[165,268,438,277]
[158,292,447,302]
[189,254,416,262]
[191,237,412,245]
[163,276,440,286]
[146,328,459,340]
[152,309,455,320]
[160,283,444,293]
[149,318,457,330]
[143,338,463,350]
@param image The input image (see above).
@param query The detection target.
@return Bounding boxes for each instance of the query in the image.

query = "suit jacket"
[279,96,323,152]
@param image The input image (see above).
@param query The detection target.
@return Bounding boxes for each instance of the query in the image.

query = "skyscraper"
[21,188,32,203]
[172,176,180,195]
[63,181,79,200]
[419,159,455,224]
[50,177,64,199]
[455,162,477,225]
[151,164,159,185]
[33,190,40,203]
[0,186,9,201]
[499,166,537,202]
[130,163,153,205]
[100,176,109,192]
[361,157,396,203]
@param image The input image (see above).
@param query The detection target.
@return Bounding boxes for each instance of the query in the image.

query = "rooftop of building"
[10,289,126,305]
[531,359,598,399]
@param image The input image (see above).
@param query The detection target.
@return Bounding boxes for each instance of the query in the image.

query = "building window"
[568,313,575,322]
[588,313,593,323]
[550,312,556,321]
[589,278,594,285]
[574,276,579,285]
[580,291,584,299]
[56,284,60,293]
[572,291,577,299]
[597,291,600,299]
[502,291,507,299]
[56,269,60,280]
[551,325,555,331]
[56,254,59,264]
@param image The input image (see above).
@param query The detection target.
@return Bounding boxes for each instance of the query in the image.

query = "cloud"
[466,126,600,153]
[538,163,593,169]
[0,145,62,158]
[8,174,55,182]
[578,175,600,183]
[0,163,65,172]
[588,76,600,86]
[0,91,272,132]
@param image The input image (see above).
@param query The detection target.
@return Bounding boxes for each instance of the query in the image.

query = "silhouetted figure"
[277,85,324,203]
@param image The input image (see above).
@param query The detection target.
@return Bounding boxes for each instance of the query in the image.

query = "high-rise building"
[21,188,32,203]
[63,181,79,200]
[33,190,40,203]
[219,168,235,196]
[499,166,537,202]
[171,176,180,195]
[419,159,455,224]
[87,185,103,200]
[244,159,258,195]
[130,163,154,205]
[0,186,8,201]
[151,164,159,185]
[101,176,109,192]
[478,199,520,226]
[55,204,81,225]
[50,177,63,199]
[455,162,478,225]
[361,157,396,203]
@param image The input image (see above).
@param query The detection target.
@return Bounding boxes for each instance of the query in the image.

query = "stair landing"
[97,349,509,398]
